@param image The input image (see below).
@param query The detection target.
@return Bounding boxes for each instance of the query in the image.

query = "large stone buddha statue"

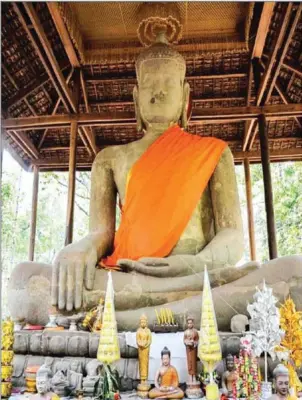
[8,34,302,330]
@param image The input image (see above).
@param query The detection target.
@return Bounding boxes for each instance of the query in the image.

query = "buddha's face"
[140,318,147,328]
[162,354,170,367]
[36,376,49,394]
[275,375,289,396]
[137,59,184,126]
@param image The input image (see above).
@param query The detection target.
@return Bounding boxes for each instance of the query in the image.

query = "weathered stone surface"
[230,314,249,333]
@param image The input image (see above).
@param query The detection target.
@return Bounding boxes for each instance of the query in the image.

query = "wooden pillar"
[258,113,278,259]
[244,158,256,260]
[29,166,39,261]
[65,120,77,245]
[65,69,80,245]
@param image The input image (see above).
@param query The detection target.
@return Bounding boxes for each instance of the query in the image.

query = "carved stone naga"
[7,8,302,331]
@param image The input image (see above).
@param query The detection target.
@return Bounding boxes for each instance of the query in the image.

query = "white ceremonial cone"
[97,271,120,364]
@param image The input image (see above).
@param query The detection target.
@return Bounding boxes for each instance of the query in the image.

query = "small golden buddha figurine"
[136,314,152,397]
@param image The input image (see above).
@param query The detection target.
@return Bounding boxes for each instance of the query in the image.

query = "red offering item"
[23,324,44,330]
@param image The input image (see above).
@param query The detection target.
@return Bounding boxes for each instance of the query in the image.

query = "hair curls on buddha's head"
[161,346,171,358]
[135,34,186,83]
[273,364,289,379]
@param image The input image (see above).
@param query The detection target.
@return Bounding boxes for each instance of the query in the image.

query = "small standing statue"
[184,316,199,383]
[184,316,202,398]
[136,314,152,398]
[221,354,238,397]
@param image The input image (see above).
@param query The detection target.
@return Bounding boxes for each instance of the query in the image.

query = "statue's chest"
[113,146,150,203]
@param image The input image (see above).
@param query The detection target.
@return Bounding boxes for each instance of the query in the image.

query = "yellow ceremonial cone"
[97,272,120,364]
[198,266,221,400]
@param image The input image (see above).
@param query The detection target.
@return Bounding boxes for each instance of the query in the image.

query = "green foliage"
[235,161,302,262]
[96,364,120,400]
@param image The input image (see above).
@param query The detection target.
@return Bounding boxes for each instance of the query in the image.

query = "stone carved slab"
[14,331,244,359]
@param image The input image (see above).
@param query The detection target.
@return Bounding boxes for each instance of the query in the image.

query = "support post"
[65,68,80,245]
[65,120,77,245]
[29,166,39,261]
[258,114,278,259]
[244,159,256,260]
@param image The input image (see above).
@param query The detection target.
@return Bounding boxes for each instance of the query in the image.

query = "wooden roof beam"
[243,3,293,151]
[80,70,97,155]
[263,53,302,78]
[265,4,302,102]
[259,59,302,129]
[47,2,80,68]
[243,2,275,150]
[38,68,74,150]
[7,130,39,159]
[23,3,95,157]
[3,104,302,130]
[252,3,275,59]
[85,72,247,85]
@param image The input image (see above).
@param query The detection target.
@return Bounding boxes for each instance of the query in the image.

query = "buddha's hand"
[51,237,98,311]
[118,254,204,277]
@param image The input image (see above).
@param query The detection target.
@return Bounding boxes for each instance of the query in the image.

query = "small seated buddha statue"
[149,347,184,399]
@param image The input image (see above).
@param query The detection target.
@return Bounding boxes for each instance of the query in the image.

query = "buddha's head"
[140,314,148,328]
[36,366,52,394]
[161,346,171,367]
[134,33,190,131]
[273,364,289,396]
[226,354,235,372]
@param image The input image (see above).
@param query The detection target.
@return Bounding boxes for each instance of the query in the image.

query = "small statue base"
[261,381,272,399]
[185,382,203,399]
[137,382,151,398]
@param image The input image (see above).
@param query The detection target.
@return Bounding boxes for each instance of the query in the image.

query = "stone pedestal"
[137,382,151,398]
[185,381,203,399]
[261,381,272,399]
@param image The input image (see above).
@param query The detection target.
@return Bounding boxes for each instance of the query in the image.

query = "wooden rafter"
[85,72,247,85]
[263,54,302,78]
[4,104,302,130]
[265,4,302,102]
[38,68,74,149]
[19,3,96,156]
[243,3,294,151]
[259,59,302,129]
[8,130,39,159]
[243,2,275,150]
[80,70,97,154]
[47,2,80,68]
[252,3,275,59]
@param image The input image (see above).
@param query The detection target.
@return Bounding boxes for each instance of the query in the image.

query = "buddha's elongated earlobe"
[180,82,190,130]
[133,85,143,133]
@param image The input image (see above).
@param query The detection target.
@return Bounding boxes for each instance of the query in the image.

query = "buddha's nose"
[152,90,166,102]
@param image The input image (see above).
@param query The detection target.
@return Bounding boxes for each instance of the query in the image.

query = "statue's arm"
[202,146,244,266]
[52,148,117,311]
[154,370,161,389]
[88,148,117,258]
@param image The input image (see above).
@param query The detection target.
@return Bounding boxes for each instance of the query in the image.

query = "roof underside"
[1,2,302,171]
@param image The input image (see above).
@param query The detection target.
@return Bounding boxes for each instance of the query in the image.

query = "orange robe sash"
[103,125,227,266]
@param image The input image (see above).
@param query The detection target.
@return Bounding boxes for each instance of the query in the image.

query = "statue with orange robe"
[149,347,184,399]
